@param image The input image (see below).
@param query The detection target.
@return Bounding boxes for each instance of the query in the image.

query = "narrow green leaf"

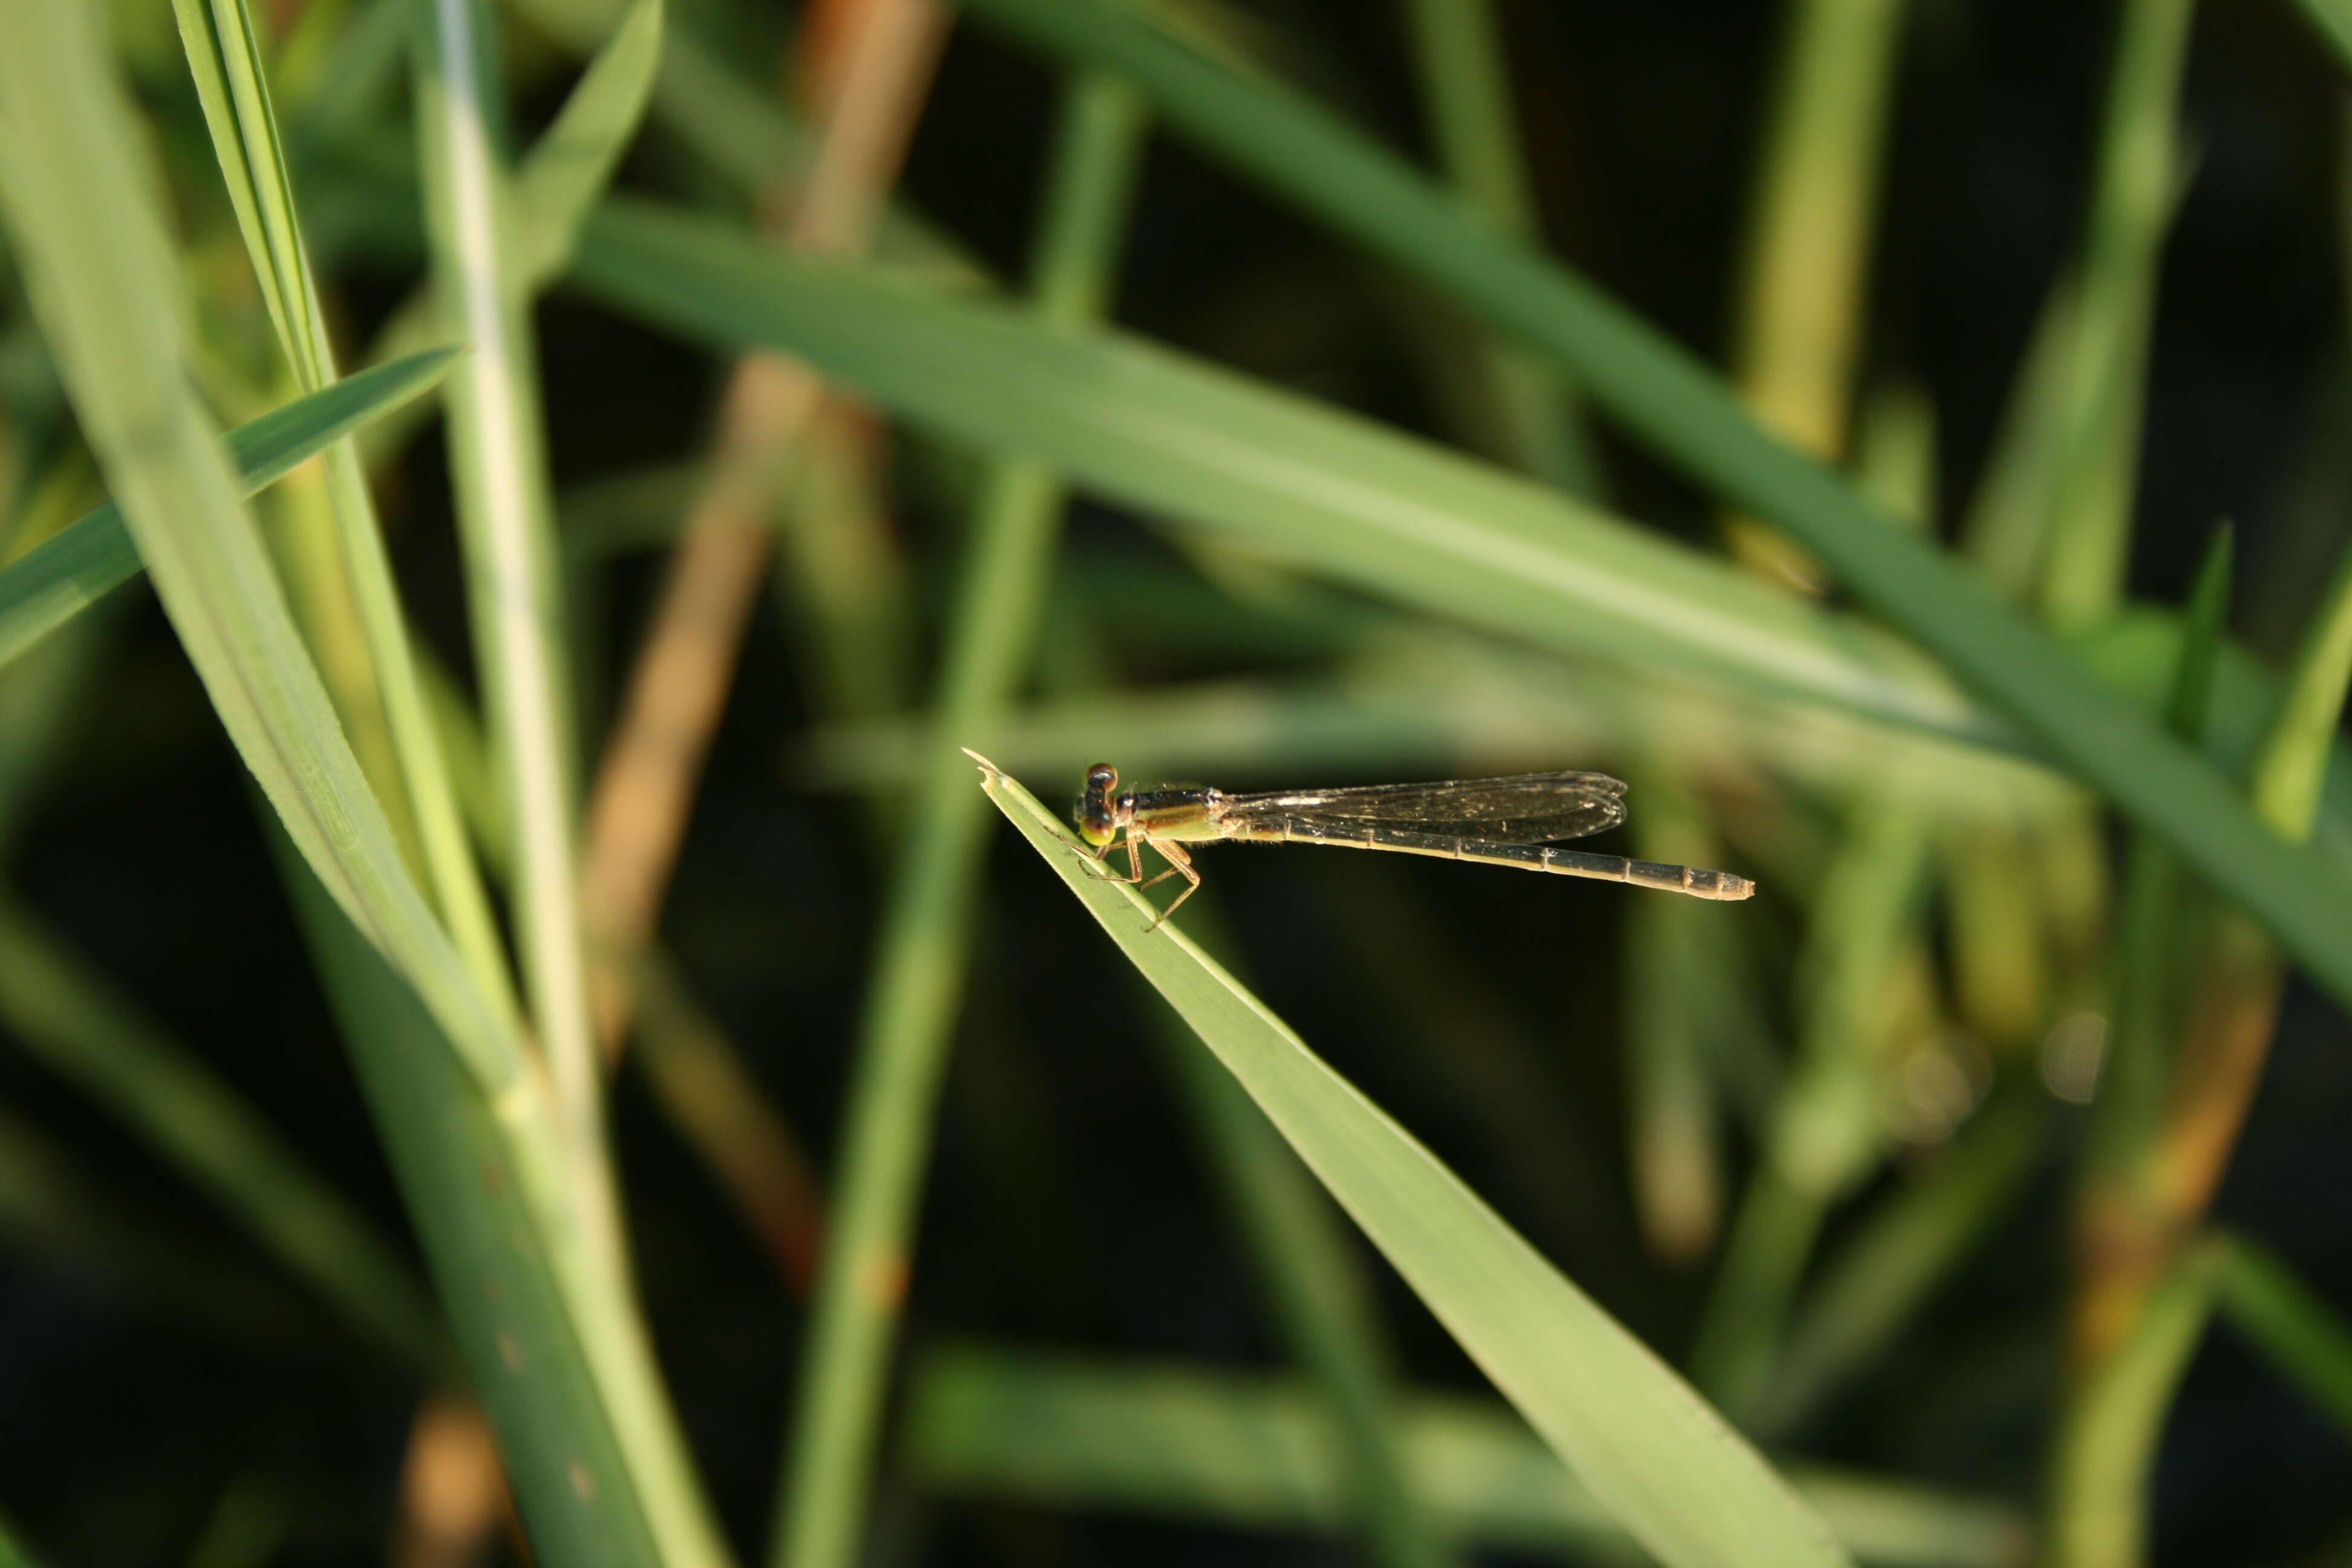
[273,836,662,1568]
[511,0,662,284]
[2030,0,2193,629]
[942,0,2352,1018]
[2249,524,2352,840]
[572,198,1995,751]
[2048,1239,2222,1568]
[971,755,1851,1568]
[0,349,457,673]
[2214,1229,2352,1444]
[411,0,618,1297]
[909,1347,2031,1568]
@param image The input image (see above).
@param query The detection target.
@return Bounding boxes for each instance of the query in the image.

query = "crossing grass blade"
[0,350,456,672]
[971,754,1854,1568]
[910,1346,2033,1567]
[572,197,1994,750]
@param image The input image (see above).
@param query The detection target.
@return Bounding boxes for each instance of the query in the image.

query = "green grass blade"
[909,1347,2031,1568]
[410,0,614,1275]
[511,0,661,284]
[0,893,445,1371]
[273,837,664,1568]
[2030,0,2192,630]
[942,0,2352,1016]
[572,198,1994,750]
[1399,0,1598,496]
[2076,528,2232,1361]
[0,349,456,673]
[1146,916,1459,1568]
[174,0,518,1023]
[771,70,1149,1568]
[1622,765,1734,1264]
[971,756,1852,1568]
[1719,0,1908,589]
[2047,1238,2223,1568]
[2213,1229,2352,1443]
[0,0,516,1099]
[2250,521,2352,840]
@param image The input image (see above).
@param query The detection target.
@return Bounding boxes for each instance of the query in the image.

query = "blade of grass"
[1145,907,1460,1568]
[970,754,1851,1568]
[365,0,662,380]
[910,1347,2030,1568]
[572,192,2352,872]
[2155,518,2352,1243]
[410,0,618,1285]
[768,61,1141,1568]
[0,892,444,1371]
[2046,1236,2222,1568]
[942,0,2352,1016]
[1622,763,1734,1265]
[2072,526,2232,1368]
[273,836,664,1568]
[1692,395,1944,1412]
[2031,0,2193,631]
[1398,0,1598,497]
[1756,1085,2050,1440]
[2212,1229,2352,1443]
[175,0,518,1022]
[1718,0,1909,592]
[0,0,517,1116]
[572,197,1996,748]
[0,349,455,673]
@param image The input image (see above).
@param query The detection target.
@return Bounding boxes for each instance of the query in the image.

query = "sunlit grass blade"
[0,892,444,1371]
[573,198,1991,746]
[0,350,455,672]
[368,0,661,380]
[1143,910,1457,1568]
[0,0,515,1102]
[909,1347,2032,1568]
[941,0,2352,1016]
[1718,0,1907,590]
[410,0,615,1280]
[175,0,521,1019]
[972,754,1851,1568]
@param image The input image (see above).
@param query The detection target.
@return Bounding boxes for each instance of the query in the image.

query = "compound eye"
[1076,763,1120,846]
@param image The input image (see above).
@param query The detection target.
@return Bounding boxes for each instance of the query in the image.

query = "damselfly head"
[1076,763,1121,846]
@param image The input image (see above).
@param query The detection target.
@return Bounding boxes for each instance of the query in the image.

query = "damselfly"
[1067,763,1754,923]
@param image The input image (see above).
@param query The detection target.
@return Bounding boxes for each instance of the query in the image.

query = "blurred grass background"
[1,0,2351,1566]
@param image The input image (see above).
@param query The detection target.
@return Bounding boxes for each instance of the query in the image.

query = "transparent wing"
[1218,770,1626,844]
